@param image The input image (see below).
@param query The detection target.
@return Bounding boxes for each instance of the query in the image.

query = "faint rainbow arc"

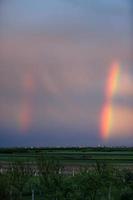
[18,73,35,133]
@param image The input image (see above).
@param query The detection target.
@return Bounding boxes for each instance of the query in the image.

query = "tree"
[0,172,10,200]
[37,154,64,200]
[8,160,33,200]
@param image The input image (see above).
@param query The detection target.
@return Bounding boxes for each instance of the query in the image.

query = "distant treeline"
[0,146,133,154]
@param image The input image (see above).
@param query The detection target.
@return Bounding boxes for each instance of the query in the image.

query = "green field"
[0,147,133,167]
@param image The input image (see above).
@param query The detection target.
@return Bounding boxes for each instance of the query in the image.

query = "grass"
[0,148,133,166]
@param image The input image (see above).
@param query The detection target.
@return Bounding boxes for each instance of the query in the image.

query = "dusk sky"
[0,0,133,147]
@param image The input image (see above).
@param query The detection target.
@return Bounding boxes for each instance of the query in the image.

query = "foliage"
[0,155,133,200]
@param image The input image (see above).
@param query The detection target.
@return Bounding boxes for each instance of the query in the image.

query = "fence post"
[32,189,34,200]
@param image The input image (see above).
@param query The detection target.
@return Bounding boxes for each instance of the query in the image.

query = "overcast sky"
[0,0,133,147]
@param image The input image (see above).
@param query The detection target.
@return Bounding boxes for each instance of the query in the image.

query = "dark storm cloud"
[0,126,101,147]
[0,0,132,146]
[0,34,124,129]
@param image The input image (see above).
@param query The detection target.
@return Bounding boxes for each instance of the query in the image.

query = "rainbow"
[19,102,32,132]
[106,62,120,100]
[18,73,35,133]
[100,62,120,139]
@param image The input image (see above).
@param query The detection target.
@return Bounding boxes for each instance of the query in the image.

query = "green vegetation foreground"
[0,153,133,200]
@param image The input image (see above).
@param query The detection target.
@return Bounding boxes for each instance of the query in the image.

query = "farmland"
[0,147,133,172]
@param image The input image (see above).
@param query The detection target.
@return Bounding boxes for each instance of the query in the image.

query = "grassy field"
[0,147,133,167]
